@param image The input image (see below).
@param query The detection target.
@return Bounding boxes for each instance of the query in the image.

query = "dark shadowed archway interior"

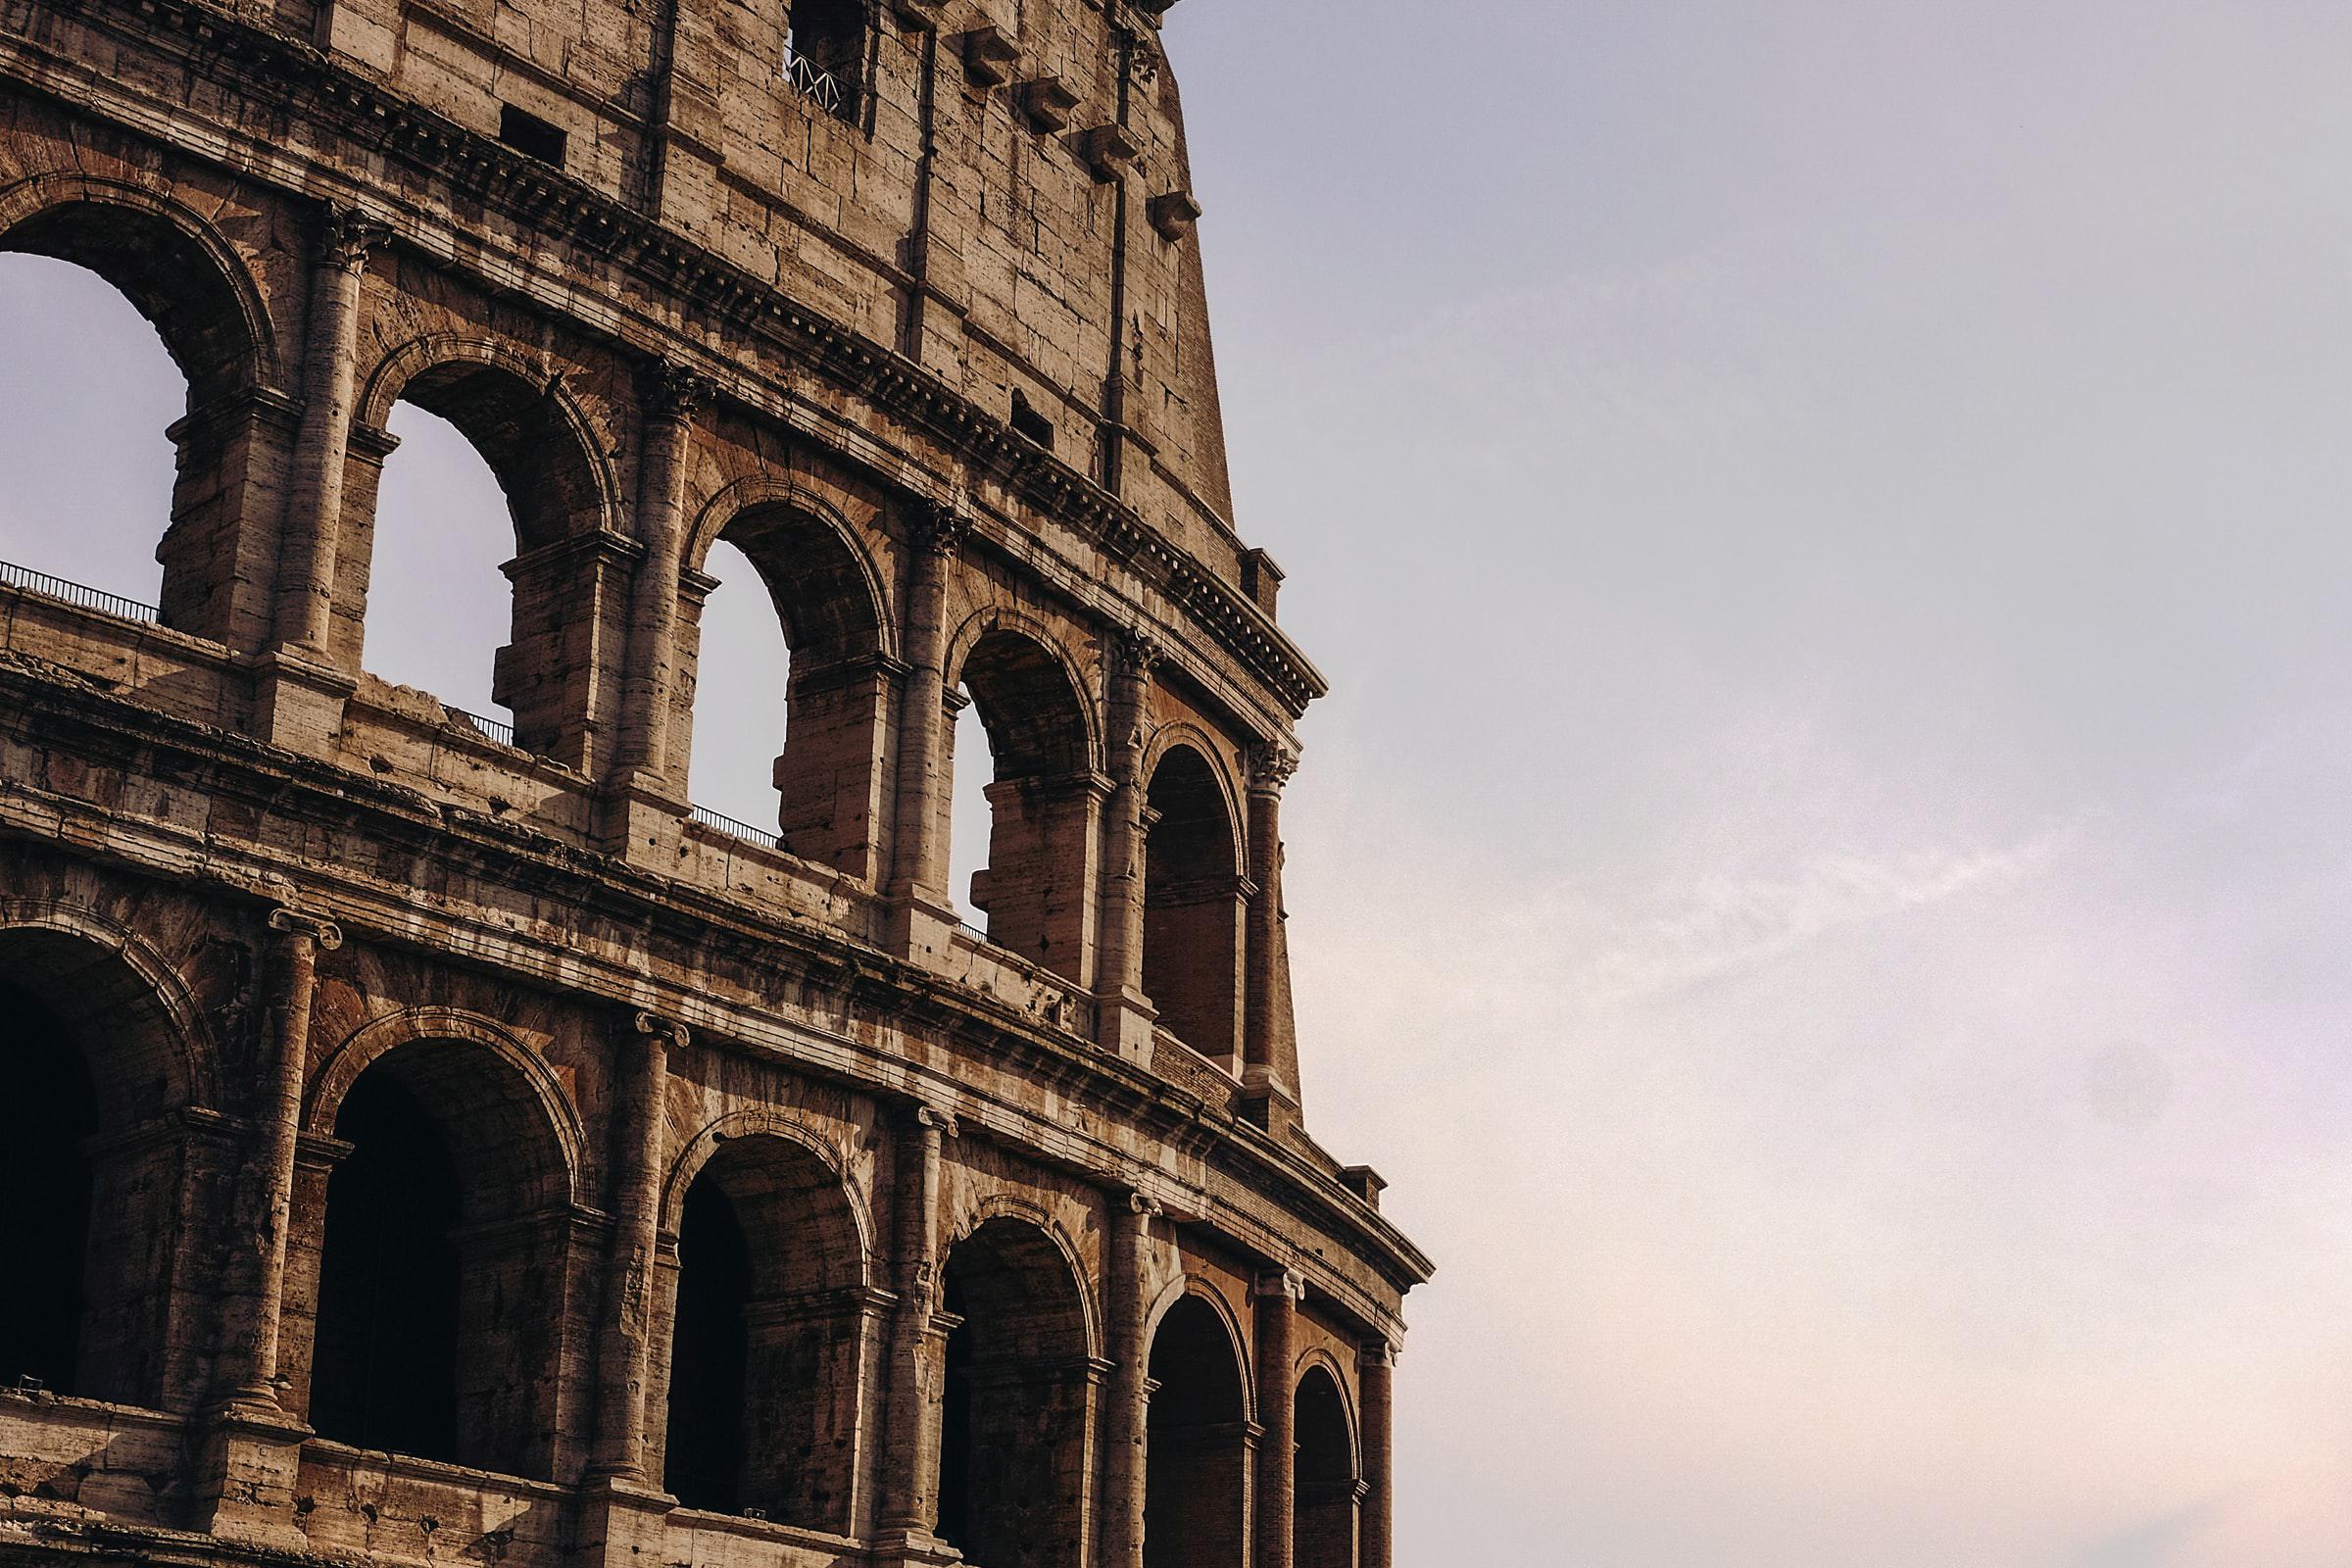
[0,982,98,1394]
[1294,1364,1359,1568]
[1144,1294,1250,1568]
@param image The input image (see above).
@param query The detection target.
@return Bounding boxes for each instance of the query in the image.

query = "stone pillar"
[1241,742,1302,1129]
[614,365,714,786]
[218,906,343,1412]
[272,207,385,655]
[886,505,965,962]
[1094,632,1158,1062]
[1253,1267,1302,1568]
[1359,1338,1396,1568]
[1102,1191,1159,1568]
[590,1012,680,1481]
[877,1103,955,1544]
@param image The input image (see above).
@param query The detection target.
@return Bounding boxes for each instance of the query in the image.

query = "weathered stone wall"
[0,0,1427,1564]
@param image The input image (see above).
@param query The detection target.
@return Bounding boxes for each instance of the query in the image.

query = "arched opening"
[344,356,609,761]
[1294,1364,1360,1568]
[359,404,515,722]
[0,980,99,1394]
[658,1133,866,1532]
[304,1037,573,1479]
[0,196,275,649]
[1143,746,1245,1062]
[936,1217,1092,1568]
[1143,1295,1250,1568]
[680,504,888,877]
[953,629,1097,983]
[0,925,204,1408]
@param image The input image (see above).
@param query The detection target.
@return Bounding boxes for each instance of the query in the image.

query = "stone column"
[590,1012,681,1481]
[877,1103,955,1542]
[1359,1338,1396,1568]
[272,206,385,654]
[1102,1191,1160,1568]
[616,366,715,788]
[1253,1267,1302,1568]
[219,907,342,1411]
[1242,741,1302,1128]
[886,505,965,960]
[1094,632,1157,1062]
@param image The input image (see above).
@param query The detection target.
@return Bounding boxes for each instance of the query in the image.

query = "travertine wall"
[0,0,1426,1565]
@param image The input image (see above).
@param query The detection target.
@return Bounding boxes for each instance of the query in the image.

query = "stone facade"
[0,0,1428,1566]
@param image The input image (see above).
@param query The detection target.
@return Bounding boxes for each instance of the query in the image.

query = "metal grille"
[0,558,160,623]
[445,707,516,748]
[691,805,781,852]
[785,48,844,117]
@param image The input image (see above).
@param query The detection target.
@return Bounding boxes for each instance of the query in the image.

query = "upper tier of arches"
[0,161,1291,1085]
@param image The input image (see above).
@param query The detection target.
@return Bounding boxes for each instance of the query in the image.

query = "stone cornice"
[14,0,1329,718]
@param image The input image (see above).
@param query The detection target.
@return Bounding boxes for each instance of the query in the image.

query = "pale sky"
[7,5,2352,1563]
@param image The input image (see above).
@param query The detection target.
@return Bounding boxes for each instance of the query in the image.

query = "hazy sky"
[6,4,2352,1563]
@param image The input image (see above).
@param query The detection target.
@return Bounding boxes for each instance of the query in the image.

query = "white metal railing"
[0,557,160,623]
[785,46,845,117]
[690,804,782,852]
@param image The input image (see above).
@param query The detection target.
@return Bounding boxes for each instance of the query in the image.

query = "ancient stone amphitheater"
[0,0,1428,1565]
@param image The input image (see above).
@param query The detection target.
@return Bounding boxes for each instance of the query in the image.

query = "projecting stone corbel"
[958,25,1018,87]
[1147,189,1201,241]
[1015,75,1080,132]
[892,0,949,28]
[1078,122,1141,181]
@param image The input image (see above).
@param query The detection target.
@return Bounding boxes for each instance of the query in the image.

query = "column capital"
[631,1009,690,1050]
[1246,739,1299,796]
[643,362,717,421]
[316,204,390,273]
[907,1100,960,1138]
[1104,626,1162,685]
[1121,1189,1163,1219]
[1360,1335,1398,1368]
[908,498,969,558]
[1254,1266,1303,1302]
[266,906,343,951]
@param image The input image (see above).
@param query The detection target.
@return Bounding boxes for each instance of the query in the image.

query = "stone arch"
[304,1004,585,1209]
[354,333,616,548]
[1143,1280,1253,1568]
[935,1206,1101,1568]
[342,335,619,759]
[0,903,218,1407]
[1293,1355,1362,1568]
[654,1112,874,1528]
[1142,738,1248,1062]
[0,896,216,1119]
[945,613,1103,981]
[0,172,289,648]
[297,1006,585,1480]
[1143,1274,1255,1421]
[676,476,896,876]
[944,609,1102,777]
[0,172,283,404]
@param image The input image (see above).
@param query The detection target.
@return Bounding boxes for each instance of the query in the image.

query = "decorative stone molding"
[1148,190,1201,241]
[958,25,1019,88]
[1014,75,1080,132]
[266,906,345,950]
[1246,740,1299,796]
[315,203,390,273]
[643,362,717,422]
[1078,122,1141,182]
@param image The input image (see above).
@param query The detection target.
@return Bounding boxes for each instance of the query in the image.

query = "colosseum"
[0,0,1430,1566]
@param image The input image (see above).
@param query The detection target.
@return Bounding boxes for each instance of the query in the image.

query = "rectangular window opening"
[499,105,567,168]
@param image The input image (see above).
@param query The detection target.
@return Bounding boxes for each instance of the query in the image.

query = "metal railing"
[0,558,160,623]
[785,47,845,118]
[444,707,516,748]
[690,804,782,852]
